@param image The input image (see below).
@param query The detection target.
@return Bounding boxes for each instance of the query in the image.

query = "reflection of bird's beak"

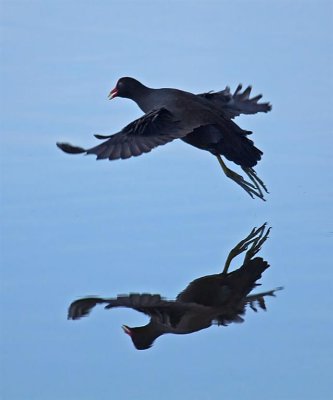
[108,87,118,100]
[122,325,131,336]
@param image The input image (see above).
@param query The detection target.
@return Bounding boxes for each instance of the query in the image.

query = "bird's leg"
[216,155,265,201]
[242,167,269,199]
[222,224,267,274]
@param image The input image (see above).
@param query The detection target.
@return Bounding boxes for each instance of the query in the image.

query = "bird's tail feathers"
[215,120,263,167]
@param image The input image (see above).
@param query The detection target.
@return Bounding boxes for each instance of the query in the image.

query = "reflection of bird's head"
[122,323,161,350]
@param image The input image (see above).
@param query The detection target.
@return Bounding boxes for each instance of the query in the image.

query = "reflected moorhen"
[68,224,282,350]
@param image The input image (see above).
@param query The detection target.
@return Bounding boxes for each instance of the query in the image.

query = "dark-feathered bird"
[68,224,282,350]
[57,77,271,200]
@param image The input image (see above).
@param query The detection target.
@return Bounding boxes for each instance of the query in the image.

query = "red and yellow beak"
[108,87,118,100]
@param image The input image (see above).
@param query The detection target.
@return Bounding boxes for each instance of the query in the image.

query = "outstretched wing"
[68,293,205,327]
[57,108,181,161]
[197,84,271,119]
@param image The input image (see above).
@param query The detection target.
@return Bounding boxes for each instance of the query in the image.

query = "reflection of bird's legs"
[222,223,269,275]
[242,167,269,199]
[243,224,271,265]
[216,155,265,201]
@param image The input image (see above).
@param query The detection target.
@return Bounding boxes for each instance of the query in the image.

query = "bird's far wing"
[57,108,182,161]
[197,84,271,119]
[68,293,204,327]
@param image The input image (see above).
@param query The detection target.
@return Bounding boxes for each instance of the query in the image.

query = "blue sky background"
[1,1,332,399]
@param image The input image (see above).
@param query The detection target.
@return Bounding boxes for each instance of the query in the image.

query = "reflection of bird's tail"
[215,258,282,326]
[231,257,283,314]
[228,257,270,299]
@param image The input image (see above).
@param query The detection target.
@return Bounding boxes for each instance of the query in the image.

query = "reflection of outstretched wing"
[57,108,181,160]
[214,287,283,326]
[198,84,271,119]
[68,293,207,328]
[245,287,283,311]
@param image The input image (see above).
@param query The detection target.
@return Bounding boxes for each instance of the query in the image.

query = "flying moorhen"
[68,224,282,350]
[57,77,271,200]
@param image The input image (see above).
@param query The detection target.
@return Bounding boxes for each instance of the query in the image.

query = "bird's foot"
[216,155,266,200]
[222,223,270,274]
[242,167,269,200]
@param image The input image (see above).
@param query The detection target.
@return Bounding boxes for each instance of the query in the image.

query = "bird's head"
[122,323,161,350]
[108,77,147,100]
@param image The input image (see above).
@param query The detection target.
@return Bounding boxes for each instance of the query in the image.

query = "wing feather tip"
[56,142,86,155]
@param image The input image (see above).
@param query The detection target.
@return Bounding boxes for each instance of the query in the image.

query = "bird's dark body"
[122,83,263,168]
[181,125,262,167]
